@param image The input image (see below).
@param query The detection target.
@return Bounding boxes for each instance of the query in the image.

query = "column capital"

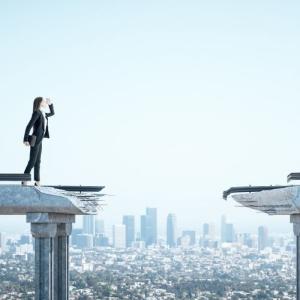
[31,223,57,238]
[26,212,75,224]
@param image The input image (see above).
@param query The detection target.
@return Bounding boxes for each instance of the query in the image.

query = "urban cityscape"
[0,208,297,299]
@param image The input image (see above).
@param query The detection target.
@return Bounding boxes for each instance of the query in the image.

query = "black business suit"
[23,104,55,181]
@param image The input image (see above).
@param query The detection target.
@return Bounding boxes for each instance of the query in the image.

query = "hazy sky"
[0,1,299,236]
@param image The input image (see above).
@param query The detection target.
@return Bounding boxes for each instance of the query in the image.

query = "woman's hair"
[33,97,43,112]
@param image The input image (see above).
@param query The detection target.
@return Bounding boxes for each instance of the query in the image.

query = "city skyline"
[0,1,299,299]
[67,208,291,250]
[0,230,296,299]
[0,1,299,234]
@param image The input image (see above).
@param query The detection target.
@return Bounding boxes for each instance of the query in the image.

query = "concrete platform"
[0,184,103,215]
[0,183,106,300]
[231,185,300,215]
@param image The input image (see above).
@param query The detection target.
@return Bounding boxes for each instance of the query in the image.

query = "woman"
[22,97,55,186]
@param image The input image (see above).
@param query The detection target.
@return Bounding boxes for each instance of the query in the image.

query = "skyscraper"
[94,234,109,247]
[203,223,216,240]
[123,215,135,247]
[95,217,105,235]
[258,226,269,251]
[224,223,235,243]
[221,215,227,242]
[167,213,177,247]
[140,215,147,242]
[140,208,157,246]
[82,215,95,235]
[76,234,94,249]
[113,224,126,248]
[71,228,83,247]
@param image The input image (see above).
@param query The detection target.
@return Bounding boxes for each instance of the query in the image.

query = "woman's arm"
[45,98,55,117]
[23,111,40,142]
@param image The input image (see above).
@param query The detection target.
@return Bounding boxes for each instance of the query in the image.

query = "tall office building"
[76,234,94,249]
[71,228,83,247]
[224,223,235,243]
[140,215,147,242]
[94,234,109,247]
[122,215,135,248]
[83,215,95,235]
[167,214,177,247]
[140,208,157,246]
[221,215,227,242]
[113,224,126,248]
[203,223,216,240]
[95,218,105,235]
[258,226,269,251]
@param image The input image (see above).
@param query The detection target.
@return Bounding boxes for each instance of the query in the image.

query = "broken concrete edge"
[0,184,103,215]
[230,186,300,216]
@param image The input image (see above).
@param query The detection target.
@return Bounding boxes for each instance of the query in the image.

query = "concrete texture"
[28,213,75,300]
[0,184,103,215]
[231,186,300,215]
[230,186,300,299]
[291,215,300,300]
[0,184,105,300]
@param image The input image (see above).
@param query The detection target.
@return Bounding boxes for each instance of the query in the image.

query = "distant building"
[242,233,251,247]
[203,223,216,240]
[140,215,147,242]
[19,234,32,245]
[71,228,83,247]
[95,218,105,235]
[94,234,109,247]
[167,214,177,247]
[122,215,135,247]
[83,215,95,235]
[132,240,146,249]
[76,233,94,249]
[113,224,126,248]
[200,237,219,248]
[140,208,157,246]
[258,226,269,251]
[224,223,235,243]
[242,233,257,248]
[221,215,227,242]
[220,215,235,243]
[182,230,196,246]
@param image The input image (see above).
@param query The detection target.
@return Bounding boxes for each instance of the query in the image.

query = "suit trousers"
[24,141,43,181]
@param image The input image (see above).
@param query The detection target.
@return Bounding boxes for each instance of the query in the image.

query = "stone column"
[27,213,75,300]
[291,214,300,300]
[53,223,72,300]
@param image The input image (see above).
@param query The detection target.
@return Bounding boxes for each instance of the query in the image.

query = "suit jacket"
[23,104,55,144]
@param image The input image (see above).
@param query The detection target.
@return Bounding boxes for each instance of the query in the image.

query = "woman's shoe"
[21,181,30,186]
[34,181,41,187]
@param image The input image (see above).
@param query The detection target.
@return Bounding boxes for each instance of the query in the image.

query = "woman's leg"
[34,142,43,182]
[24,143,41,176]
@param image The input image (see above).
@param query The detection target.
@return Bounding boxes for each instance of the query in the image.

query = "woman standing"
[22,97,55,186]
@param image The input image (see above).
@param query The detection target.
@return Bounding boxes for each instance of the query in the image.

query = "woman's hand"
[46,98,52,105]
[23,141,30,146]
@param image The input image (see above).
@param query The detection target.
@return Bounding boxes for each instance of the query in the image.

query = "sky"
[0,0,299,236]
